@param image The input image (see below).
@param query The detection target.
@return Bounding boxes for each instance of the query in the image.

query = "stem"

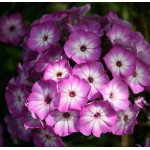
[122,134,129,147]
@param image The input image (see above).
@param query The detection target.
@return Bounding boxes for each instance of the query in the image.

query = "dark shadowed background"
[0,2,150,147]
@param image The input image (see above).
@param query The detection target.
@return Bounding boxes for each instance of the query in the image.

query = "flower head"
[6,83,29,117]
[100,78,130,111]
[79,101,117,137]
[104,45,136,77]
[20,106,43,130]
[46,109,80,136]
[27,21,60,53]
[0,13,28,45]
[112,103,140,135]
[28,80,60,120]
[32,124,65,147]
[35,45,66,72]
[106,24,132,48]
[73,61,109,100]
[58,75,91,112]
[43,59,72,82]
[123,58,150,94]
[64,30,101,64]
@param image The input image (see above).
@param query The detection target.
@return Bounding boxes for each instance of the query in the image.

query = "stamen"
[63,112,70,118]
[80,45,86,52]
[69,91,76,97]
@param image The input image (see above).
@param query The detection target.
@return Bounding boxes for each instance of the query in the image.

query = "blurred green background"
[0,2,150,147]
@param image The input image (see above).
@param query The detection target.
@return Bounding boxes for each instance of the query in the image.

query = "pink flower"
[5,83,29,117]
[58,75,91,112]
[64,30,101,64]
[32,124,65,147]
[20,106,43,130]
[28,80,60,120]
[43,59,72,82]
[134,97,150,111]
[112,103,140,135]
[35,45,66,72]
[103,45,136,77]
[46,109,80,136]
[0,13,28,46]
[79,101,117,137]
[27,21,60,53]
[73,61,109,100]
[106,24,132,48]
[100,78,130,111]
[123,58,150,94]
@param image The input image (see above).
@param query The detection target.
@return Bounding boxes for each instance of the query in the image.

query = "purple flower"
[103,45,136,77]
[20,106,43,130]
[79,101,117,137]
[135,39,150,67]
[58,75,91,112]
[46,109,80,136]
[28,80,60,120]
[4,116,19,144]
[0,13,28,46]
[106,23,132,48]
[74,21,104,37]
[43,59,72,82]
[6,83,29,117]
[31,11,67,27]
[63,4,91,19]
[123,58,150,94]
[112,103,140,135]
[107,10,132,28]
[100,78,130,111]
[64,30,101,64]
[73,61,109,100]
[5,115,32,143]
[35,45,66,72]
[27,21,60,53]
[32,124,65,147]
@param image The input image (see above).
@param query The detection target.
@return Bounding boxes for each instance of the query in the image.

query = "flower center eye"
[94,112,101,119]
[116,61,122,67]
[69,91,76,97]
[109,92,113,99]
[9,26,15,32]
[63,112,70,118]
[17,95,21,102]
[45,134,51,139]
[43,35,48,41]
[45,96,52,104]
[133,72,137,77]
[80,45,86,52]
[56,72,62,77]
[88,77,93,83]
[124,115,128,121]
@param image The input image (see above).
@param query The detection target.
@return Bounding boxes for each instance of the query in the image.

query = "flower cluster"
[3,4,150,147]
